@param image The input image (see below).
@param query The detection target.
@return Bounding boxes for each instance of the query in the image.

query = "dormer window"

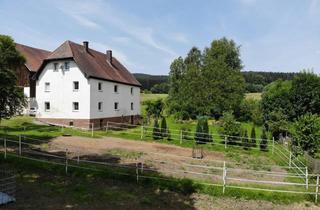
[53,63,58,71]
[64,62,70,70]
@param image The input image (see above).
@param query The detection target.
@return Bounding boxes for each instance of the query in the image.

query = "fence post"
[315,175,319,203]
[289,152,292,167]
[180,130,183,144]
[19,135,22,156]
[272,137,275,154]
[4,138,7,159]
[140,126,144,139]
[106,121,109,133]
[223,161,226,194]
[224,136,227,149]
[136,161,139,183]
[305,167,308,190]
[65,149,68,175]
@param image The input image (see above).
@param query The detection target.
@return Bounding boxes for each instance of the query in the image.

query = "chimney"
[83,41,89,52]
[106,50,112,63]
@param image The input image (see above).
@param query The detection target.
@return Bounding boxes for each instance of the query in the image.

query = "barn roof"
[15,43,51,72]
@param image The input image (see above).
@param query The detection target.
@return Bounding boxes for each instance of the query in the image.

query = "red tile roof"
[37,40,141,87]
[15,43,51,72]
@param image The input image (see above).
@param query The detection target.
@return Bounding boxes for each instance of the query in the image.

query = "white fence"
[104,122,307,174]
[1,135,320,202]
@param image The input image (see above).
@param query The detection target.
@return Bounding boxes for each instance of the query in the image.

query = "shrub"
[181,128,192,140]
[260,127,268,151]
[152,119,162,140]
[194,116,212,144]
[219,111,242,145]
[250,125,256,147]
[291,114,320,157]
[242,130,249,150]
[160,117,168,138]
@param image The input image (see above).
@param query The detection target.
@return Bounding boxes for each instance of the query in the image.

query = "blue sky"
[1,0,320,74]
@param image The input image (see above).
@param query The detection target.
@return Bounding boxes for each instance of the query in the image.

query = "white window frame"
[114,102,119,111]
[98,82,103,92]
[72,102,79,112]
[114,85,118,93]
[44,82,50,92]
[73,81,79,91]
[44,102,50,112]
[98,102,103,112]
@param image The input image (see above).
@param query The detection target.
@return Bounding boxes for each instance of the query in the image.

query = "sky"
[1,0,320,74]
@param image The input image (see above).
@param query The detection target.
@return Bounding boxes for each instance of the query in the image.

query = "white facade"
[35,60,140,120]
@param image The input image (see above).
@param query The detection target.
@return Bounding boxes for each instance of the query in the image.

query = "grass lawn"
[141,93,168,103]
[245,92,262,100]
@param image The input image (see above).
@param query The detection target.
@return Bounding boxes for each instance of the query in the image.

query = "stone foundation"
[37,115,141,129]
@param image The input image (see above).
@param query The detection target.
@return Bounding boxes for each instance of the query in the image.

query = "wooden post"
[77,152,80,165]
[4,138,7,159]
[140,126,144,139]
[136,162,139,183]
[223,161,226,194]
[106,121,109,133]
[305,167,308,190]
[315,175,319,203]
[180,130,183,144]
[272,137,275,154]
[224,136,227,149]
[19,135,22,156]
[65,149,68,175]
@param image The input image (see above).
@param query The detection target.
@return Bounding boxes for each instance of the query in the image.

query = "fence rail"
[1,136,320,202]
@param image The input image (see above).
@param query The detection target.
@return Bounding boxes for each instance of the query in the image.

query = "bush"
[152,119,162,140]
[181,128,192,140]
[250,125,256,147]
[160,117,168,138]
[194,116,212,144]
[242,130,249,150]
[260,127,268,151]
[219,111,242,145]
[291,114,320,157]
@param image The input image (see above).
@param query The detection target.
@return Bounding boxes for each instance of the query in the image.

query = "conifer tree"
[242,130,249,150]
[250,125,256,147]
[152,119,161,140]
[260,128,268,151]
[160,117,168,137]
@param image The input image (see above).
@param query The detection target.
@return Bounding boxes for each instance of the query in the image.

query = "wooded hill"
[134,71,298,93]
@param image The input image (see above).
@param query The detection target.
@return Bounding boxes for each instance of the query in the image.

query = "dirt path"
[48,136,225,160]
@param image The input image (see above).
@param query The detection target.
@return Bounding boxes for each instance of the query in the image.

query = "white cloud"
[54,0,177,57]
[69,14,101,29]
[169,33,190,44]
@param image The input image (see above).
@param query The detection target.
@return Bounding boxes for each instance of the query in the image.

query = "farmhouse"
[16,41,141,128]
